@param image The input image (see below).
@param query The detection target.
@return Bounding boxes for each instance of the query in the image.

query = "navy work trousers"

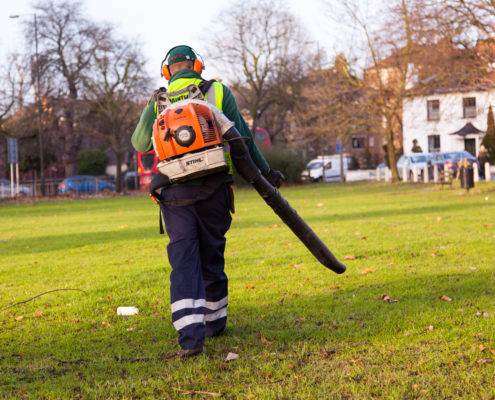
[160,184,232,350]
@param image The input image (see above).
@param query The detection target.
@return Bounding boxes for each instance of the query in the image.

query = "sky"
[0,0,343,87]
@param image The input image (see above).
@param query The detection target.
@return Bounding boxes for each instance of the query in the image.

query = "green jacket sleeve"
[131,102,155,153]
[221,85,270,175]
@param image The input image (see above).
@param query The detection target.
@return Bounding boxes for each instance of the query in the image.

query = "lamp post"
[9,13,45,196]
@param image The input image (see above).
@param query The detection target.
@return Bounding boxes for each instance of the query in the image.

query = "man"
[131,45,284,358]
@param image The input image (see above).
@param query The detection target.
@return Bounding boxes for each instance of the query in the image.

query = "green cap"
[167,46,196,65]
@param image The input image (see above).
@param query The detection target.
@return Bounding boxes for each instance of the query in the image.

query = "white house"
[402,89,492,157]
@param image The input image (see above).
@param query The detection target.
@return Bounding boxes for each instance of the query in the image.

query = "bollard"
[473,163,479,182]
[412,166,418,182]
[402,166,408,182]
[376,167,381,182]
[424,165,429,183]
[433,164,439,183]
[485,162,491,182]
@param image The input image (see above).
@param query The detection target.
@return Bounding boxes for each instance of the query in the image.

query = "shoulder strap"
[198,79,215,96]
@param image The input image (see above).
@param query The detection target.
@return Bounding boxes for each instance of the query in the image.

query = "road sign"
[7,138,18,164]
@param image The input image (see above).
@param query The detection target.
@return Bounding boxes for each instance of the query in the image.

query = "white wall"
[403,89,495,156]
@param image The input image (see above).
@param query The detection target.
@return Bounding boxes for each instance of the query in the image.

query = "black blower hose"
[224,126,346,274]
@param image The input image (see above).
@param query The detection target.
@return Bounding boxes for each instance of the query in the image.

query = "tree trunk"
[385,125,399,182]
[115,150,122,193]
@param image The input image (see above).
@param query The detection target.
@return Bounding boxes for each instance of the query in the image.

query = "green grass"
[1,181,494,399]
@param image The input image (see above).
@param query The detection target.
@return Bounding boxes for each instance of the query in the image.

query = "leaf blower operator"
[131,45,285,358]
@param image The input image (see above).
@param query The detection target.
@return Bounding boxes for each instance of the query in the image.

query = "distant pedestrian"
[478,145,489,179]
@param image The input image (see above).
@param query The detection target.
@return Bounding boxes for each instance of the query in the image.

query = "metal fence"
[0,176,141,200]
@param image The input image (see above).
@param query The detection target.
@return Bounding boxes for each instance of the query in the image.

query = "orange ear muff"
[193,59,203,74]
[162,64,171,80]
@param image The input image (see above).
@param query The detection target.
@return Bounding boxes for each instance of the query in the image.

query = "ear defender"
[162,64,171,80]
[193,59,203,74]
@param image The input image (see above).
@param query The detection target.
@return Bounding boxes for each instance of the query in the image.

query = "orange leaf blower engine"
[152,98,228,183]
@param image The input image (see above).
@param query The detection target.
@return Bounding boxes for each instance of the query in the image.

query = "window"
[463,97,476,118]
[427,100,440,120]
[351,137,365,149]
[428,135,440,152]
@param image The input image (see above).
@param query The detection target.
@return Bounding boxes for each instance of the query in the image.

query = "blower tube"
[223,126,346,274]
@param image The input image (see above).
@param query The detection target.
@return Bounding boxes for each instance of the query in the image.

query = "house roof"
[449,122,484,137]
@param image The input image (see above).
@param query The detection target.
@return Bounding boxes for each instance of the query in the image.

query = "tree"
[30,0,111,176]
[294,55,372,182]
[81,37,151,192]
[207,0,316,144]
[482,105,495,163]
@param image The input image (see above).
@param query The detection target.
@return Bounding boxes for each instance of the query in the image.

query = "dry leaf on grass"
[361,268,376,274]
[258,334,272,345]
[476,312,489,317]
[425,325,434,331]
[344,255,356,260]
[14,316,24,321]
[382,295,398,303]
[439,295,452,302]
[225,352,238,362]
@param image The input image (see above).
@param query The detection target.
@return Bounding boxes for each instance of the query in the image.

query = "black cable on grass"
[0,288,86,312]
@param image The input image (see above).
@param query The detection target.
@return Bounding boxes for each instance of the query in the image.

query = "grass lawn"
[1,181,494,399]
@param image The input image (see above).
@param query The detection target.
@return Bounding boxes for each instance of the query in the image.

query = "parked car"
[396,153,433,180]
[431,151,478,175]
[58,175,115,194]
[0,178,31,198]
[301,155,352,183]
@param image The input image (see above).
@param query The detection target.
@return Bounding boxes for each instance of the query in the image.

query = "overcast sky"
[0,0,348,87]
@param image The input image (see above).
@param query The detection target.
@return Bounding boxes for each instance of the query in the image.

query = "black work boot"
[176,348,202,359]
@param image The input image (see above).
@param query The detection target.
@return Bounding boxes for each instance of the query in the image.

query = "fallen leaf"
[15,316,24,321]
[317,202,324,207]
[259,334,272,345]
[34,311,43,317]
[288,364,295,370]
[382,295,398,303]
[476,312,489,317]
[225,352,238,361]
[344,255,356,260]
[430,253,439,257]
[268,224,280,228]
[477,358,493,365]
[439,295,452,302]
[361,268,376,274]
[425,325,434,331]
[102,321,111,327]
[245,285,255,290]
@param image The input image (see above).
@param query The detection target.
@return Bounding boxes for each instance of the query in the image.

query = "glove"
[265,169,285,188]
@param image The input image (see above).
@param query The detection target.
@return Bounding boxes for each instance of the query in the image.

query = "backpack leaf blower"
[150,90,346,274]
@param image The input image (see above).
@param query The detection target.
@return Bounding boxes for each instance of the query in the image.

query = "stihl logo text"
[186,158,204,166]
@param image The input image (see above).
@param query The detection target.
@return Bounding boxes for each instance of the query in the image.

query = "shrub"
[232,145,306,186]
[77,149,108,175]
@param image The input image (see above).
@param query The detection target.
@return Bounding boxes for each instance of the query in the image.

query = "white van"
[301,155,351,182]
